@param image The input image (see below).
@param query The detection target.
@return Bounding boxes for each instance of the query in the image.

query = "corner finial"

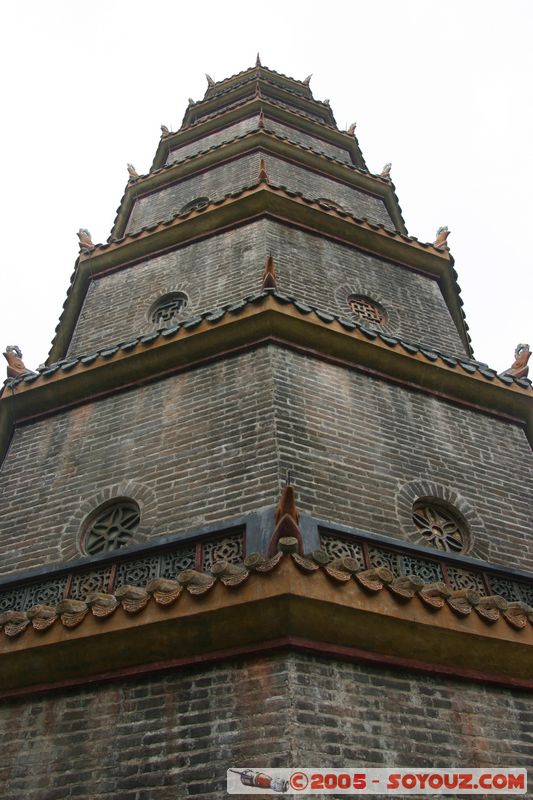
[258,109,265,128]
[346,122,357,135]
[499,343,531,380]
[205,73,215,89]
[77,228,94,254]
[268,482,304,556]
[256,52,262,67]
[3,346,36,379]
[258,158,269,183]
[303,74,312,86]
[262,255,277,290]
[380,162,392,179]
[160,124,170,137]
[433,226,450,249]
[127,163,139,180]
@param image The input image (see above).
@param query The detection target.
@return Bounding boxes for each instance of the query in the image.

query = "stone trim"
[395,479,489,560]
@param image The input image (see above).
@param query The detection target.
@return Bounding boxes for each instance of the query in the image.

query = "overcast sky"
[0,0,531,374]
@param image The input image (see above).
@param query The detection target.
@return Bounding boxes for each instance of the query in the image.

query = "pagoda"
[0,58,532,797]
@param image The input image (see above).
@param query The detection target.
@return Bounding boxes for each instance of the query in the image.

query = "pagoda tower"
[0,60,532,797]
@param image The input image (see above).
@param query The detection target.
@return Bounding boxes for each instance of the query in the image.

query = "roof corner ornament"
[3,346,36,379]
[77,228,94,254]
[258,109,265,128]
[433,226,450,249]
[268,482,304,556]
[323,98,330,106]
[160,124,170,137]
[346,122,357,135]
[255,82,262,98]
[127,163,139,181]
[303,74,312,86]
[500,343,531,380]
[262,255,277,290]
[205,73,215,89]
[380,162,392,179]
[255,52,262,68]
[258,158,269,184]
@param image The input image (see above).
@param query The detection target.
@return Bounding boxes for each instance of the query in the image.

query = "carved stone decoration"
[262,255,277,290]
[115,585,149,614]
[177,569,215,596]
[146,578,182,606]
[292,553,320,573]
[474,595,508,624]
[388,575,425,600]
[56,599,88,628]
[211,560,249,587]
[1,610,30,637]
[27,604,58,631]
[447,588,480,617]
[77,228,94,254]
[499,343,531,380]
[380,162,392,179]
[433,226,450,249]
[85,592,119,618]
[268,485,304,556]
[3,345,36,379]
[201,534,244,572]
[244,552,284,573]
[355,566,394,592]
[503,602,533,630]
[160,124,170,137]
[418,582,452,609]
[346,122,357,135]
[324,557,362,583]
[127,163,139,180]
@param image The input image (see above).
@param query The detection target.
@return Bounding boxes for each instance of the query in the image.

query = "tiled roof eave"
[2,293,531,465]
[1,553,533,698]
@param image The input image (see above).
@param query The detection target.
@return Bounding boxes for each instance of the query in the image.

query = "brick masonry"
[1,346,531,577]
[125,152,392,236]
[67,220,467,359]
[0,652,531,799]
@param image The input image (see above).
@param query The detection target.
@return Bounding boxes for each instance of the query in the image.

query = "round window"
[82,499,140,555]
[150,292,188,326]
[412,500,467,553]
[180,197,209,214]
[347,294,387,326]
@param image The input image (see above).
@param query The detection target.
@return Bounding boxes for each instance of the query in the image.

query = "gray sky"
[1,0,531,374]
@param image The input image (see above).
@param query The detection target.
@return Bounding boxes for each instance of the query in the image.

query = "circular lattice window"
[412,500,467,553]
[317,197,346,213]
[180,197,209,215]
[347,294,387,326]
[82,499,140,556]
[150,292,188,326]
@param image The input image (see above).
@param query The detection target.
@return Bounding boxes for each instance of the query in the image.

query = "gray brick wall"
[0,653,530,799]
[0,346,531,577]
[126,153,392,235]
[67,220,466,359]
[270,347,533,571]
[0,350,279,577]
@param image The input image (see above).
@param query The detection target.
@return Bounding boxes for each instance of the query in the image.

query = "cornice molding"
[1,554,533,698]
[2,295,531,473]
